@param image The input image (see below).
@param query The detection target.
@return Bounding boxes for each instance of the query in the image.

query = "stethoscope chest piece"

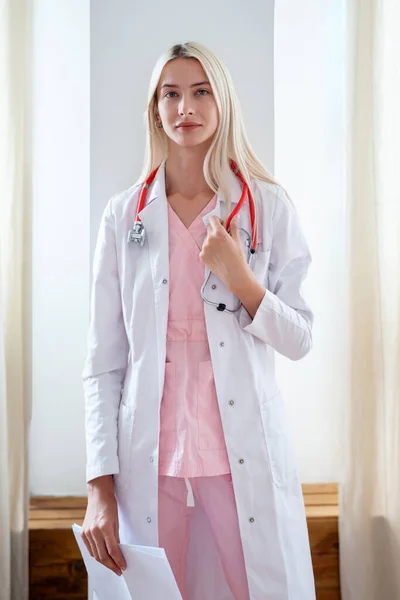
[127,221,146,246]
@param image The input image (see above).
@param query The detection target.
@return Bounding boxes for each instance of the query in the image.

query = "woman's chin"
[170,132,214,149]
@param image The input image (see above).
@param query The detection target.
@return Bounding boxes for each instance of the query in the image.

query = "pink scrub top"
[158,196,231,478]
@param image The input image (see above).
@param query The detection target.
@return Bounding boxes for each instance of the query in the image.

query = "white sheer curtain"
[0,1,31,599]
[340,0,400,598]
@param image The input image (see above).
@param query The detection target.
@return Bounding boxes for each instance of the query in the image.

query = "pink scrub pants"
[158,474,251,600]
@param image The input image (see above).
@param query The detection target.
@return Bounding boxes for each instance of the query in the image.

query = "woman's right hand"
[81,475,127,576]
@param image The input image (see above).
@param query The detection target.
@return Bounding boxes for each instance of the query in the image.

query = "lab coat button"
[212,284,217,290]
[150,457,154,463]
[249,517,255,523]
[239,459,244,464]
[219,341,225,347]
[162,278,168,284]
[147,517,152,523]
[229,400,235,406]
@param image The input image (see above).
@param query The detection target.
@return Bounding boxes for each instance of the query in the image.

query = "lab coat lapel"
[201,169,253,254]
[201,196,224,286]
[137,163,169,396]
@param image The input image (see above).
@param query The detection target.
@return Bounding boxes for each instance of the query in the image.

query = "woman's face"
[156,58,219,148]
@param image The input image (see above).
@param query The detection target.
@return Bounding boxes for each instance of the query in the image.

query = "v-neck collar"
[168,195,217,251]
[167,195,216,230]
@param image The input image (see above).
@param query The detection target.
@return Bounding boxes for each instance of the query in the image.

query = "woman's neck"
[165,145,212,199]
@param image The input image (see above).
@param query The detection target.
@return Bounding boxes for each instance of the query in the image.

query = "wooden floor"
[29,483,340,599]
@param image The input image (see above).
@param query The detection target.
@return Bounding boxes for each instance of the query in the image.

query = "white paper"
[72,523,182,600]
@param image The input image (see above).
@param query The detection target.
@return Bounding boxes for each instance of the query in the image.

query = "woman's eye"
[196,89,210,96]
[165,92,178,98]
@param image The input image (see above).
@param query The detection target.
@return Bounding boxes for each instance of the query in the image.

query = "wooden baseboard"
[303,483,340,600]
[29,483,340,599]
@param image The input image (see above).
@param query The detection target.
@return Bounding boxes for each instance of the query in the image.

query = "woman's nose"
[178,95,194,116]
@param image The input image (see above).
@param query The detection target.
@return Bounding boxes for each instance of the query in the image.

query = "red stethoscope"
[127,160,258,313]
[127,159,257,251]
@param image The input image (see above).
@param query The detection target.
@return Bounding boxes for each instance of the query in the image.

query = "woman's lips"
[176,123,201,131]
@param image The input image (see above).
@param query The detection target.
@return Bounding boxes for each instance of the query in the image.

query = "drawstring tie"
[184,477,195,507]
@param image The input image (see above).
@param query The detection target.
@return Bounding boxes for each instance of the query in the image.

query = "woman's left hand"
[199,215,250,292]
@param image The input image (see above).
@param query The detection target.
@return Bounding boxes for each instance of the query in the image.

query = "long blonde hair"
[136,41,279,218]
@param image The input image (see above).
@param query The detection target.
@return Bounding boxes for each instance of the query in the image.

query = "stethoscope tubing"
[133,159,257,252]
[128,160,258,312]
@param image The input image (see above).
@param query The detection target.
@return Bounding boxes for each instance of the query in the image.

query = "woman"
[81,41,316,600]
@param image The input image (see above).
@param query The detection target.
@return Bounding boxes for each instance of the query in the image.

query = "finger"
[106,536,127,572]
[92,529,122,576]
[85,530,100,562]
[96,538,122,576]
[208,216,224,232]
[81,531,95,559]
[106,521,126,570]
[114,521,120,544]
[229,215,241,242]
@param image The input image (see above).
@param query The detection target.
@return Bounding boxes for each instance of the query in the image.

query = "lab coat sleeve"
[82,197,129,483]
[238,186,314,360]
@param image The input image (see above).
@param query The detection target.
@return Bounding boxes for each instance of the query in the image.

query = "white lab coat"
[83,161,316,600]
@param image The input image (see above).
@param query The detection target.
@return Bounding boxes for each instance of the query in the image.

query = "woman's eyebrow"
[160,81,210,90]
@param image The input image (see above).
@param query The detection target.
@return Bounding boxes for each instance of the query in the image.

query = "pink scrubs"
[158,197,250,600]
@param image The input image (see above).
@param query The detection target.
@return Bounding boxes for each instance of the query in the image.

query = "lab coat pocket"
[260,392,297,487]
[198,361,226,451]
[159,362,177,452]
[114,402,135,490]
[251,249,271,287]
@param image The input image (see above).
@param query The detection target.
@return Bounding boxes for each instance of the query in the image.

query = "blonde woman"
[81,42,316,600]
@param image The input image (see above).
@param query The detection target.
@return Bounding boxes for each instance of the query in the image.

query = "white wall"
[274,0,346,481]
[30,0,345,495]
[30,0,90,495]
